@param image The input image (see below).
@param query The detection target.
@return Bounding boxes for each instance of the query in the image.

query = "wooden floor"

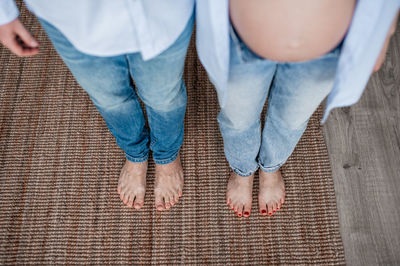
[324,19,400,265]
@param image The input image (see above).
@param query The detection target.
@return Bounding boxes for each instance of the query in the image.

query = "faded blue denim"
[216,25,341,176]
[38,14,194,164]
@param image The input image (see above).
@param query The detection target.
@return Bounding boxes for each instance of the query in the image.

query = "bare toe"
[233,203,238,213]
[243,203,251,217]
[164,201,171,210]
[267,202,274,216]
[272,202,278,213]
[258,197,267,215]
[121,191,129,205]
[155,193,165,211]
[172,194,179,205]
[134,201,143,210]
[237,204,244,217]
[164,194,173,209]
[127,194,134,207]
[134,192,145,210]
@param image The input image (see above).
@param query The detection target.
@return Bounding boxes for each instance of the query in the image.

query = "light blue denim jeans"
[216,25,341,176]
[38,14,194,164]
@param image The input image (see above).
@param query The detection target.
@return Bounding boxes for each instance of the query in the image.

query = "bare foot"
[117,160,147,209]
[226,172,254,217]
[154,155,184,211]
[258,169,285,216]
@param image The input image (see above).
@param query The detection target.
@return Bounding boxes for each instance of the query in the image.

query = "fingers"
[6,37,39,56]
[0,18,39,57]
[14,20,39,48]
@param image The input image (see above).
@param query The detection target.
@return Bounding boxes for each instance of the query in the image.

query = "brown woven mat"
[0,3,345,265]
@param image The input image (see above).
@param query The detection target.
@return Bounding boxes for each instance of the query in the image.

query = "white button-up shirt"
[1,0,194,60]
[195,0,400,122]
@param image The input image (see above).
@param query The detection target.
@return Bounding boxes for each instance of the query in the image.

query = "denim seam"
[125,153,149,163]
[153,150,179,165]
[266,71,281,114]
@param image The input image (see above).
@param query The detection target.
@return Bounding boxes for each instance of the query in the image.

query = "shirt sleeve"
[0,0,19,25]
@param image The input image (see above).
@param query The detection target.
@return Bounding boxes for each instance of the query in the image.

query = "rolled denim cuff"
[258,161,283,173]
[231,164,258,177]
[153,151,179,165]
[125,153,149,163]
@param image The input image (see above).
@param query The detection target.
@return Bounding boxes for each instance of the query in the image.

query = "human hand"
[373,11,398,72]
[0,18,39,56]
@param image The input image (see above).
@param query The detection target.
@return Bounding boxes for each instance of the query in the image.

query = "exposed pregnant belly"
[229,0,356,62]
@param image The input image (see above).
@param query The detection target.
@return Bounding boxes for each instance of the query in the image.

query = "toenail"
[238,214,242,217]
[261,210,267,214]
[269,213,272,215]
[244,212,249,216]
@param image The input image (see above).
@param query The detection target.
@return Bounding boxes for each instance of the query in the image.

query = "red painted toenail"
[244,212,249,216]
[261,210,267,214]
[269,213,272,215]
[238,214,242,217]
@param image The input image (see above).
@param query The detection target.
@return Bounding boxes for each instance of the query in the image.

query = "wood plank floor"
[324,19,400,265]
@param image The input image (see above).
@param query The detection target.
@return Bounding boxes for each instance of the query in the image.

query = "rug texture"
[0,2,345,265]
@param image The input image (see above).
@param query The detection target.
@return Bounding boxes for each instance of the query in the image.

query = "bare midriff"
[229,0,357,62]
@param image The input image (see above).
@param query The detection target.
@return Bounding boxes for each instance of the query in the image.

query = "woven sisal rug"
[0,3,345,265]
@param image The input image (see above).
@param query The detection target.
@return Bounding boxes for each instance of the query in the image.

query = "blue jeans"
[38,15,193,164]
[215,25,341,176]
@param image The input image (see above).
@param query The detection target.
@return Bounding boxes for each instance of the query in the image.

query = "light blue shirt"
[195,0,400,122]
[0,0,194,60]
